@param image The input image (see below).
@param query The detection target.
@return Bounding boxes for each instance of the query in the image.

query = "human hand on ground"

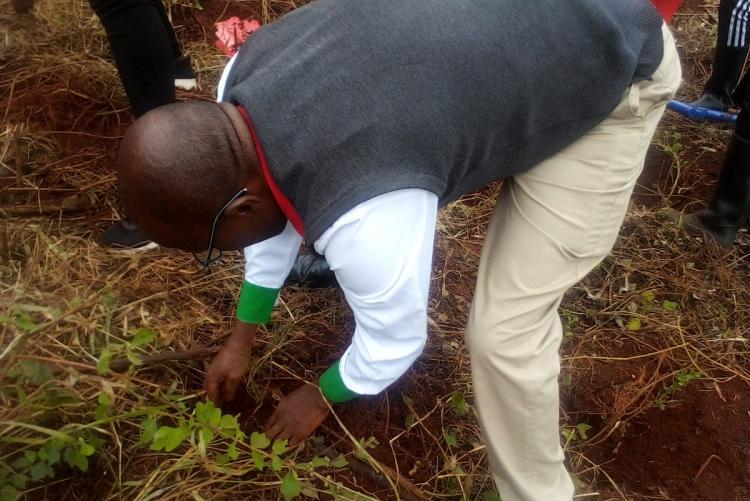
[204,321,257,405]
[264,384,330,446]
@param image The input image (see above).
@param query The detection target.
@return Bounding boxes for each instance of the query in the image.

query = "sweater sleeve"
[237,221,302,324]
[313,189,437,401]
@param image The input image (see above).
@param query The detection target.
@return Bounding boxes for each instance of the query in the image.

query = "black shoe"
[174,55,197,91]
[689,92,731,112]
[100,219,159,251]
[666,132,750,247]
[286,254,337,287]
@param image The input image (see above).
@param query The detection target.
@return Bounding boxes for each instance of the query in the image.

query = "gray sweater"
[225,0,664,242]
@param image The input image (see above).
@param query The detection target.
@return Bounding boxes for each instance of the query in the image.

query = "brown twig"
[694,454,725,480]
[109,346,218,372]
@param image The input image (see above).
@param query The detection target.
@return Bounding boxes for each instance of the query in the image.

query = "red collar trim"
[236,105,305,237]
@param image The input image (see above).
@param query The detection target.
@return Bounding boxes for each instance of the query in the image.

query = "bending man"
[117,1,680,499]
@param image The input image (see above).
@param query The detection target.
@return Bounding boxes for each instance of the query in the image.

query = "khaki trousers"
[466,25,681,501]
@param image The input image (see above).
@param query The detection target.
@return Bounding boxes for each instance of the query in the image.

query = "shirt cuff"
[319,360,361,403]
[236,280,279,324]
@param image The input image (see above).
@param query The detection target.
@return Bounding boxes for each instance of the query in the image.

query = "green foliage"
[137,401,348,499]
[281,471,302,500]
[655,369,702,410]
[561,422,593,447]
[443,427,460,449]
[449,391,469,415]
[480,490,502,501]
[626,317,642,331]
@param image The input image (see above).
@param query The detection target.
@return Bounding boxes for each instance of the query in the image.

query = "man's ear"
[224,193,262,217]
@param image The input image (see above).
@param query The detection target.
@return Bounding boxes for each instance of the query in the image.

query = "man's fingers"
[204,374,223,406]
[265,420,284,441]
[223,376,240,402]
[264,410,279,431]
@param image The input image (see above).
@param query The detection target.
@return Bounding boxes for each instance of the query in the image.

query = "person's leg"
[89,0,176,117]
[90,0,180,249]
[668,107,750,246]
[465,26,681,501]
[149,0,197,90]
[692,0,749,110]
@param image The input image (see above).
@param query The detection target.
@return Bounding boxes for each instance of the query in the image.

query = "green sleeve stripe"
[236,281,280,324]
[319,360,360,403]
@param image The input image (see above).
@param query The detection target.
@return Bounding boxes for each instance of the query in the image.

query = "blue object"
[667,99,738,123]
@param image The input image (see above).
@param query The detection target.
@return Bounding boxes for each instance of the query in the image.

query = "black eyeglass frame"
[193,188,248,268]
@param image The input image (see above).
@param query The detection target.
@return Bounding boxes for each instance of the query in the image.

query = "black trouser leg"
[89,0,177,117]
[702,0,750,105]
[686,110,750,246]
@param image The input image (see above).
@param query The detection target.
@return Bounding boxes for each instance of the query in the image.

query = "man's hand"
[204,321,257,405]
[265,384,329,446]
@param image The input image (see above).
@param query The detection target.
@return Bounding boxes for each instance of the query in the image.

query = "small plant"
[449,391,470,415]
[561,422,592,448]
[654,369,702,410]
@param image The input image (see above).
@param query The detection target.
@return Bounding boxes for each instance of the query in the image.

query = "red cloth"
[650,0,681,22]
[215,17,261,57]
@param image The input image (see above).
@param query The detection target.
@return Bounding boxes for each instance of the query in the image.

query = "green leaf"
[29,462,52,481]
[480,491,502,501]
[330,456,349,468]
[561,428,575,442]
[17,360,53,385]
[309,456,329,468]
[220,414,238,431]
[227,442,239,461]
[97,349,113,375]
[443,431,458,448]
[151,423,191,452]
[10,473,28,489]
[662,300,679,311]
[271,454,283,472]
[272,438,288,456]
[125,350,142,367]
[251,449,266,471]
[140,418,158,445]
[94,404,112,421]
[131,327,156,347]
[641,290,656,309]
[450,391,469,415]
[63,447,89,472]
[196,401,222,427]
[14,312,37,333]
[404,413,415,428]
[215,454,229,466]
[45,447,60,466]
[24,449,37,464]
[626,317,642,331]
[0,486,20,501]
[98,392,112,406]
[79,442,96,456]
[200,427,214,446]
[575,423,592,440]
[250,431,271,449]
[281,471,302,501]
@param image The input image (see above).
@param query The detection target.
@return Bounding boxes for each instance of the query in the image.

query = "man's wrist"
[227,321,256,349]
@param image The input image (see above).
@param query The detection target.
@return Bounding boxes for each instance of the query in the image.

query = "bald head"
[117,101,251,230]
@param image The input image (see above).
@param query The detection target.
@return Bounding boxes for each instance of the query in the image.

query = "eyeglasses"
[193,188,247,268]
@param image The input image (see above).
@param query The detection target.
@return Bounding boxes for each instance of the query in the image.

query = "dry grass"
[1,0,749,500]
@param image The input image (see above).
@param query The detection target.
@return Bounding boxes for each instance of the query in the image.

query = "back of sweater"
[226,0,665,241]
